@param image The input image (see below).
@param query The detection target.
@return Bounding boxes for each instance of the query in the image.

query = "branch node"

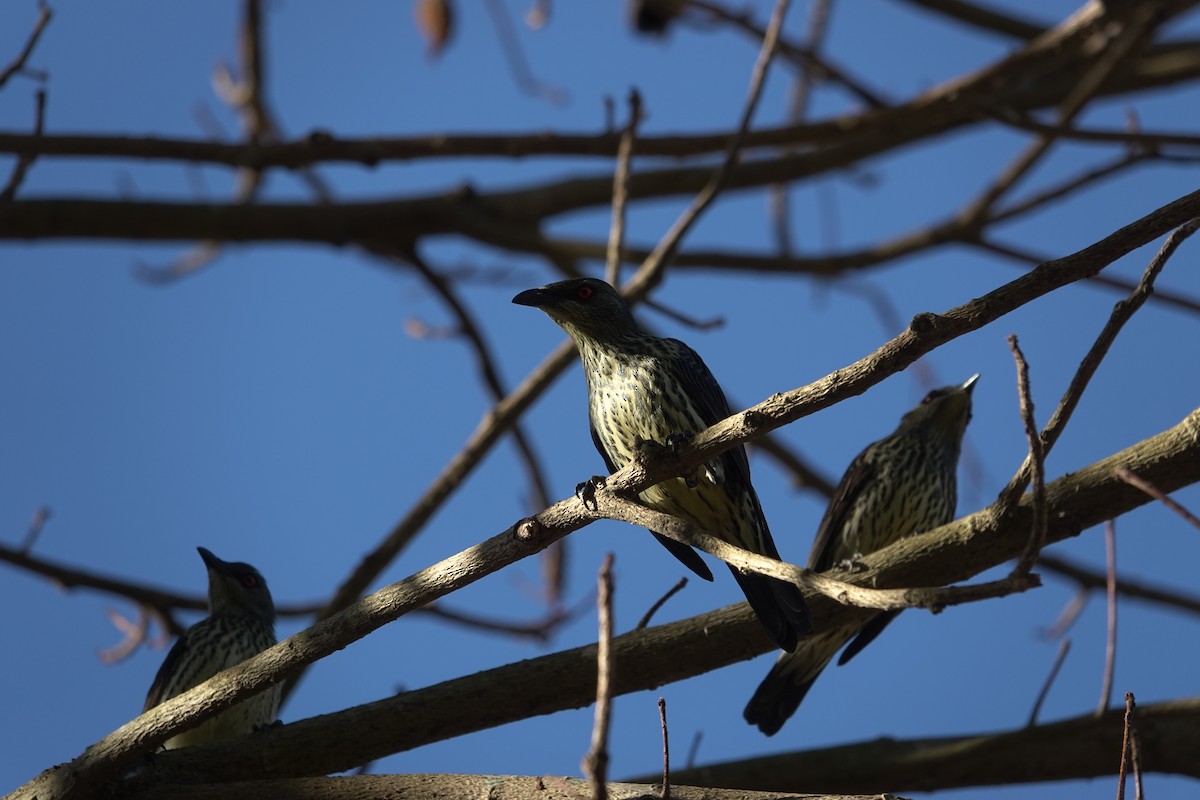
[515,517,543,541]
[908,311,939,336]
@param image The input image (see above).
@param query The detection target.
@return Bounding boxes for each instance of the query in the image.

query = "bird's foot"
[575,476,606,510]
[836,554,870,573]
[665,433,717,487]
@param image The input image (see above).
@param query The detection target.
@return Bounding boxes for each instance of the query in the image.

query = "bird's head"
[198,546,275,624]
[512,278,641,344]
[895,373,979,443]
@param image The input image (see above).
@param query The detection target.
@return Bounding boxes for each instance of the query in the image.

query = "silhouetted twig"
[582,554,615,800]
[1027,638,1070,727]
[1097,521,1118,716]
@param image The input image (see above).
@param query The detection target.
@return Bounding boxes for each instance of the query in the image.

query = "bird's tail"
[729,567,813,653]
[743,631,845,736]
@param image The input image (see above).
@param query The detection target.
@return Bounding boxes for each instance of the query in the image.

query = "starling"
[744,375,978,735]
[513,277,812,651]
[144,547,280,748]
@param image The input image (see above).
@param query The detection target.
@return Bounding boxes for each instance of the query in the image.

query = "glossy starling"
[744,375,978,735]
[513,277,812,651]
[144,547,280,748]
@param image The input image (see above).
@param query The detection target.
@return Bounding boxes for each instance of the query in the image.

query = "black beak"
[197,546,228,573]
[512,288,547,308]
[961,373,980,393]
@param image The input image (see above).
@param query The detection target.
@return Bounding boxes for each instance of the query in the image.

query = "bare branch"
[1116,466,1200,529]
[635,577,689,630]
[1006,335,1047,575]
[957,3,1160,226]
[658,697,671,799]
[0,0,52,89]
[894,0,1045,40]
[118,405,1200,790]
[998,216,1200,508]
[582,554,615,800]
[19,504,51,552]
[623,0,792,300]
[1097,520,1118,716]
[1027,638,1070,727]
[0,88,45,202]
[13,194,1200,800]
[482,0,566,105]
[605,89,641,286]
[661,697,1200,794]
[1038,552,1200,617]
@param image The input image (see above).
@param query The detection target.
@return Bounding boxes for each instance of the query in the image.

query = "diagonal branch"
[112,406,1200,787]
[0,0,52,89]
[14,192,1200,799]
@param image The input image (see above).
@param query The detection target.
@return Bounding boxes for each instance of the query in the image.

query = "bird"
[144,547,281,749]
[743,374,978,735]
[513,277,812,651]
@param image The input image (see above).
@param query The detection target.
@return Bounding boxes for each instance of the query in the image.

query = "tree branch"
[51,404,1200,793]
[660,697,1200,793]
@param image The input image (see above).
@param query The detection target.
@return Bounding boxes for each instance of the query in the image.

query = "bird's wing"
[837,609,901,666]
[143,631,191,712]
[662,338,752,481]
[588,420,621,475]
[807,451,876,571]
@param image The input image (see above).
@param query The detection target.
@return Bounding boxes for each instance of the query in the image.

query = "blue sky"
[2,2,1199,797]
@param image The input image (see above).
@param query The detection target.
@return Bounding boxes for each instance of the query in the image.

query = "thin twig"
[684,731,703,770]
[751,434,836,498]
[138,0,334,283]
[1007,334,1046,575]
[1116,466,1200,530]
[0,0,52,89]
[1,537,580,643]
[402,248,554,519]
[98,606,150,664]
[1039,552,1200,618]
[642,298,724,330]
[958,4,1159,226]
[636,577,689,630]
[767,0,831,255]
[1097,521,1118,717]
[19,504,51,553]
[685,0,887,108]
[658,697,670,799]
[997,217,1200,510]
[622,0,793,302]
[977,237,1200,317]
[1117,691,1133,800]
[1,89,46,202]
[1043,589,1087,640]
[892,0,1044,40]
[605,90,641,287]
[1027,638,1070,727]
[1128,692,1144,800]
[481,0,566,105]
[582,554,615,800]
[596,489,1040,613]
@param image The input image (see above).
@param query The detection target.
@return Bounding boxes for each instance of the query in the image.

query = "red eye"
[242,574,259,588]
[575,285,594,301]
[922,392,936,405]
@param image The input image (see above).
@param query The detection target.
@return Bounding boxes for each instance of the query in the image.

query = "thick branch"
[127,774,895,800]
[87,406,1200,787]
[659,697,1200,792]
[12,189,1200,799]
[2,5,1198,244]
